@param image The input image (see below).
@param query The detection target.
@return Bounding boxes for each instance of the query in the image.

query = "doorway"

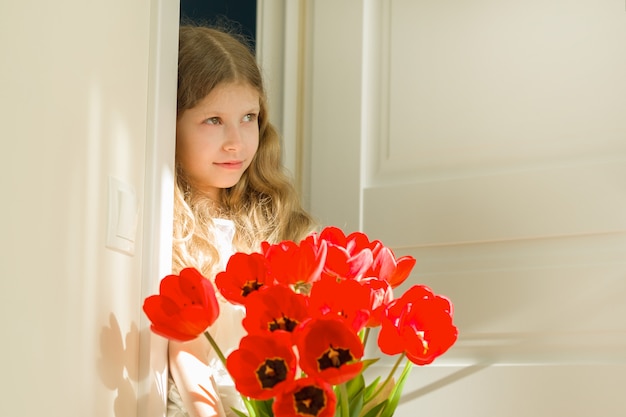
[179,0,257,50]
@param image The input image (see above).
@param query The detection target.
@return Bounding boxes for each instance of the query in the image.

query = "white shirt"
[168,219,247,417]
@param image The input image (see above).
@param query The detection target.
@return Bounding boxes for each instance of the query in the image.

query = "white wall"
[0,2,177,416]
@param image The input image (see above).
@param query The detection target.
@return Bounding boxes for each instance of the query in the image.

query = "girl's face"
[176,82,260,200]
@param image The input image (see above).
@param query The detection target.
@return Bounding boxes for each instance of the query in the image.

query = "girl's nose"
[223,125,243,151]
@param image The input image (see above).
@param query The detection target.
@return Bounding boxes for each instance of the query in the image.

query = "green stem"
[362,327,371,350]
[339,383,350,417]
[368,352,406,401]
[203,331,227,367]
[203,331,258,416]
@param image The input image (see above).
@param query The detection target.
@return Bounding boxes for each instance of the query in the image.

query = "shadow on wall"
[398,363,490,404]
[98,313,162,417]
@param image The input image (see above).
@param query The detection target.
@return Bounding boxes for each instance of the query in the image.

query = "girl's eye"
[204,117,221,125]
[243,113,258,123]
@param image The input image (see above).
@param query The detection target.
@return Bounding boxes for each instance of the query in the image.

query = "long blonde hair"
[172,26,316,277]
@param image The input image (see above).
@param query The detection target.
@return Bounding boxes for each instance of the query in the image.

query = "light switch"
[107,176,138,255]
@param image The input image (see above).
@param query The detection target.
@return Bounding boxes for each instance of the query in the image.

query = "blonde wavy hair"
[172,25,316,278]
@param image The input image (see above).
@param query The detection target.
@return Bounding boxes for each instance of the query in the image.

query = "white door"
[302,1,626,415]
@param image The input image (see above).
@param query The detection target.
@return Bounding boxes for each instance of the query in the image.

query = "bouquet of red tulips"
[143,226,458,417]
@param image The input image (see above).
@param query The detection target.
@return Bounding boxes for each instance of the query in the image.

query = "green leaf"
[363,376,381,402]
[346,372,366,400]
[379,361,412,417]
[231,408,249,417]
[360,357,380,372]
[249,399,273,417]
[349,389,364,417]
[260,399,274,417]
[361,399,388,417]
[360,377,392,417]
[242,399,257,417]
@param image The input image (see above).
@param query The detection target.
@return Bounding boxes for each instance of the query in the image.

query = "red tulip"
[261,237,327,286]
[378,285,458,365]
[367,244,416,288]
[295,317,364,385]
[272,377,336,417]
[215,252,271,305]
[226,332,297,400]
[345,230,373,252]
[317,227,373,279]
[318,227,371,254]
[323,244,373,280]
[319,227,377,257]
[360,277,393,328]
[242,284,310,338]
[142,268,220,342]
[317,226,349,248]
[308,274,371,332]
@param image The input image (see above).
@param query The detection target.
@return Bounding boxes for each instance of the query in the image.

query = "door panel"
[306,1,626,415]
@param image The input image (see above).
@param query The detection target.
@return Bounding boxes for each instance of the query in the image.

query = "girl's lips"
[215,161,244,169]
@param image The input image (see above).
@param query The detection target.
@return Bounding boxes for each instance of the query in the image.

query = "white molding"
[362,0,392,188]
[307,0,365,230]
[370,0,626,186]
[138,1,179,415]
[363,159,626,247]
[256,0,286,138]
[257,0,309,193]
[388,231,626,366]
[365,363,626,416]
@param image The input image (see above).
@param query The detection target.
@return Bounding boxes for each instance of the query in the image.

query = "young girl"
[168,26,316,417]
